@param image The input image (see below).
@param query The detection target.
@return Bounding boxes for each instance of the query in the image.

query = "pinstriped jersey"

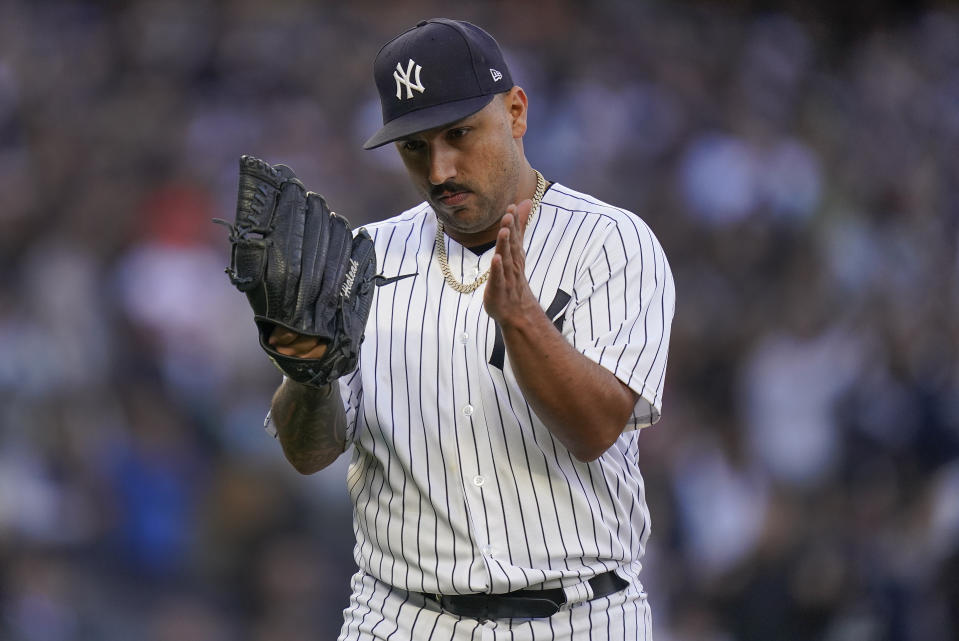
[337,182,674,596]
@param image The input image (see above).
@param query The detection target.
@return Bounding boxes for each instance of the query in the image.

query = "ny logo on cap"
[394,59,426,99]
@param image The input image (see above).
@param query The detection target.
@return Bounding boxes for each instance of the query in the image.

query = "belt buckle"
[436,593,563,621]
[491,595,562,619]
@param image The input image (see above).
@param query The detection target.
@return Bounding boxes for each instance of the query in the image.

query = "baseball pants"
[337,570,653,640]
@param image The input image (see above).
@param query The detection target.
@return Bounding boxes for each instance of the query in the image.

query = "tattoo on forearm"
[272,382,347,472]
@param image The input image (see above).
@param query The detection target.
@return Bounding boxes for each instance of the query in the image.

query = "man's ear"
[504,87,528,139]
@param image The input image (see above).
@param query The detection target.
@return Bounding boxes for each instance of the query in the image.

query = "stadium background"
[0,0,957,639]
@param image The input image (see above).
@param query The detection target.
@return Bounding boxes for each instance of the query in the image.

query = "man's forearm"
[271,378,348,474]
[501,311,637,463]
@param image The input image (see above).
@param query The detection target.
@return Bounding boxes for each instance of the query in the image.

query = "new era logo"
[490,68,503,82]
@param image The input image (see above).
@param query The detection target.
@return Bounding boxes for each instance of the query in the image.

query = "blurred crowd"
[1,1,957,640]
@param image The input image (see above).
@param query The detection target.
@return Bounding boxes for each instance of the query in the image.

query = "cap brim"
[363,94,496,150]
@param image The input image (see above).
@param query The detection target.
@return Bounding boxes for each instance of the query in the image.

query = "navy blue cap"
[363,19,513,150]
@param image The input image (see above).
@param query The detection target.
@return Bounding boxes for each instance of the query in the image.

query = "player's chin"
[432,200,470,222]
[442,209,491,233]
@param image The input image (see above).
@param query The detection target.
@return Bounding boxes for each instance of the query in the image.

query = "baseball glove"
[217,155,376,387]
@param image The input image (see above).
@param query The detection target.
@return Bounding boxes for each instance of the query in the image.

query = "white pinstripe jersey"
[322,183,672,596]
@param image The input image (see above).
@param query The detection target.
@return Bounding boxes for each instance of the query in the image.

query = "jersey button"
[481,545,493,556]
[462,404,474,416]
[472,475,485,486]
[459,331,469,343]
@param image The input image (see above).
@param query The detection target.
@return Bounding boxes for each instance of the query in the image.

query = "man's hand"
[483,199,536,325]
[269,327,329,360]
[481,198,638,462]
[218,155,376,389]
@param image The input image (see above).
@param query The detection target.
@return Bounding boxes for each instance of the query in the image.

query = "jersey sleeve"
[339,364,364,443]
[563,215,675,429]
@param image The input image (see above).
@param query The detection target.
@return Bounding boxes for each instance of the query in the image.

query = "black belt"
[424,571,629,621]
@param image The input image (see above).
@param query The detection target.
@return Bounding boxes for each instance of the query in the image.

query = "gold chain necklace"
[435,169,546,294]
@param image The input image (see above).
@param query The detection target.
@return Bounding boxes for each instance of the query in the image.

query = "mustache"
[430,182,471,199]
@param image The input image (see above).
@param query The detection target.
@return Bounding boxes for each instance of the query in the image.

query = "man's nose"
[428,146,457,186]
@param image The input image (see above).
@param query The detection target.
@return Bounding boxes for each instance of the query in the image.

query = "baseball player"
[221,18,674,641]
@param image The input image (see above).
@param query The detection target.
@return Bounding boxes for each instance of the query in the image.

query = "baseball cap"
[363,18,513,150]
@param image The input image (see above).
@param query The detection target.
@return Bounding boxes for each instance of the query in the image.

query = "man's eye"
[401,140,424,152]
[448,128,469,139]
